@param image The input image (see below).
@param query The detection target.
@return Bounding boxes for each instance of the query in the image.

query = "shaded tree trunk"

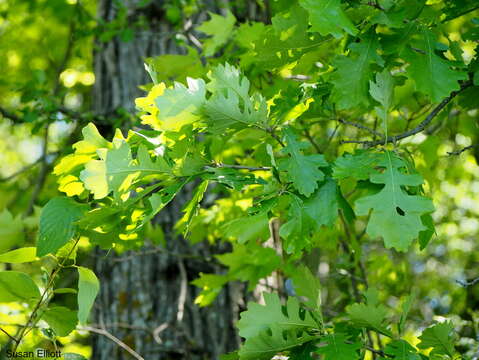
[90,1,265,359]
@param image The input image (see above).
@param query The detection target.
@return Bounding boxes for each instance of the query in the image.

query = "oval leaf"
[0,271,41,302]
[0,247,37,263]
[37,197,88,257]
[77,267,99,324]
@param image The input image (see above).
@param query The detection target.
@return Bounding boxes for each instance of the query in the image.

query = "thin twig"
[212,163,271,171]
[81,326,145,360]
[302,127,321,153]
[0,327,17,344]
[447,144,478,156]
[265,127,286,147]
[0,107,22,123]
[456,277,479,287]
[340,80,473,147]
[0,152,58,182]
[13,238,80,351]
[338,118,383,137]
[25,126,49,216]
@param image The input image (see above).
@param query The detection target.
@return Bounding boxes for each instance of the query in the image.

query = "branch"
[0,107,22,123]
[0,327,18,344]
[341,80,473,147]
[211,163,271,171]
[456,277,479,287]
[447,144,478,156]
[81,326,145,360]
[12,238,80,350]
[0,152,58,183]
[338,118,383,138]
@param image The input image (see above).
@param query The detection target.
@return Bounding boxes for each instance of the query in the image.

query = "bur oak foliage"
[0,0,479,359]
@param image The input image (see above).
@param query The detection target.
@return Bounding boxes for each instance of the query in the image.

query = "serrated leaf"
[315,334,361,360]
[77,267,99,325]
[198,11,236,56]
[37,197,88,257]
[0,247,37,263]
[42,306,78,336]
[355,152,434,251]
[417,322,456,358]
[0,271,41,302]
[280,127,328,197]
[299,0,357,38]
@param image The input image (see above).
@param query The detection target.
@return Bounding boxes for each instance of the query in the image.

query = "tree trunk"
[90,1,264,359]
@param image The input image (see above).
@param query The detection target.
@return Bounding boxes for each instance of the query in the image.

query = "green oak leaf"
[176,180,209,235]
[238,292,318,339]
[216,243,281,291]
[239,325,315,360]
[224,214,270,244]
[417,322,456,358]
[304,178,339,229]
[154,77,206,131]
[355,152,434,251]
[331,33,384,109]
[279,127,328,197]
[333,151,384,181]
[404,28,467,102]
[346,288,392,337]
[191,273,229,307]
[280,195,313,254]
[299,0,357,38]
[291,265,321,312]
[198,11,236,56]
[80,142,171,200]
[143,179,189,225]
[369,69,394,123]
[384,340,421,360]
[203,63,267,133]
[37,197,88,257]
[315,334,361,360]
[251,5,320,70]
